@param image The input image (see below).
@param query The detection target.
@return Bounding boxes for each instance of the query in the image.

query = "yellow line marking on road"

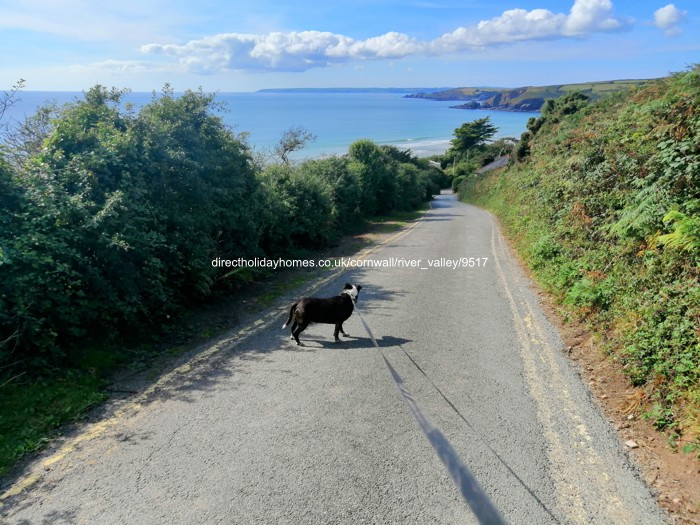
[489,219,586,523]
[489,212,634,524]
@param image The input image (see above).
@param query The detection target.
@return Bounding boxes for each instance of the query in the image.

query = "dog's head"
[341,283,362,302]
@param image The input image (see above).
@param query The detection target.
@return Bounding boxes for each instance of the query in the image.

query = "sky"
[1,0,698,92]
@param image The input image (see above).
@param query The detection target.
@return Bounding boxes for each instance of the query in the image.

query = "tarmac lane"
[0,191,666,524]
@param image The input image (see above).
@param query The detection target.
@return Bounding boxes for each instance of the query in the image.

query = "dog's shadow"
[284,334,412,351]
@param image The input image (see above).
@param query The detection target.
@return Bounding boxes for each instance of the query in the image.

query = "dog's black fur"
[283,283,362,346]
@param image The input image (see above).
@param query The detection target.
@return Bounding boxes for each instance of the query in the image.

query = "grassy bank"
[457,67,700,452]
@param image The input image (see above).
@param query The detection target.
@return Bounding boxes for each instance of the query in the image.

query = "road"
[0,192,665,524]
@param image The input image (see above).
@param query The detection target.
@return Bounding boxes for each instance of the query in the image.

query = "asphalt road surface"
[0,192,666,524]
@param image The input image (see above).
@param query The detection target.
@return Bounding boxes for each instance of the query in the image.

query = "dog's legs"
[334,323,350,341]
[289,321,298,340]
[292,322,309,346]
[333,323,342,342]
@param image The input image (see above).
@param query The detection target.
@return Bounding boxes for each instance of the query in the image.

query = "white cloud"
[141,31,423,73]
[564,0,621,35]
[653,4,687,37]
[433,9,567,50]
[139,0,626,73]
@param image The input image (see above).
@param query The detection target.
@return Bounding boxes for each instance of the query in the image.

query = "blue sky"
[1,0,698,92]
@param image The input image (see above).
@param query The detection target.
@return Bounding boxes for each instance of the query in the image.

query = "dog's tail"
[282,302,298,329]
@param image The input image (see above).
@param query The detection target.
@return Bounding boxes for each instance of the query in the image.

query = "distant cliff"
[406,79,651,112]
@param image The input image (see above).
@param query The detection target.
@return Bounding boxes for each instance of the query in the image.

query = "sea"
[2,91,536,159]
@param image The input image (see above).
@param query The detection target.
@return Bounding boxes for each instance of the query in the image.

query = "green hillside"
[407,79,650,111]
[456,67,700,449]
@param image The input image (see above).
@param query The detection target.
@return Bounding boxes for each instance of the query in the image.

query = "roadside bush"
[348,139,399,215]
[452,175,466,193]
[459,66,700,443]
[258,164,334,251]
[0,86,263,368]
[0,90,442,374]
[449,160,478,179]
[299,156,363,233]
[395,163,425,210]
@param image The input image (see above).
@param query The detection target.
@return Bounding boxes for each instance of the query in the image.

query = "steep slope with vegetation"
[456,67,700,450]
[0,86,446,473]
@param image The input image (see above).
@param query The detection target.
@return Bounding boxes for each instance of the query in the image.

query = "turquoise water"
[3,91,536,159]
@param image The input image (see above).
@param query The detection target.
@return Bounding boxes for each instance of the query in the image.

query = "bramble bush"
[458,66,700,445]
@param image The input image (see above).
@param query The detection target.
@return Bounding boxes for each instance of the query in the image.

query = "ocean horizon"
[2,90,536,159]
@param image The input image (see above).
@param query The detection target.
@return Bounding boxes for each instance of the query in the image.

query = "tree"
[0,79,25,125]
[275,126,317,165]
[446,117,498,163]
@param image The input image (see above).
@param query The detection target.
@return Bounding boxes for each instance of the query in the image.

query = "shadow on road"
[281,334,413,351]
[127,272,407,405]
[421,211,461,219]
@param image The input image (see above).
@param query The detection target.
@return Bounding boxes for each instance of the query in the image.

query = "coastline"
[3,91,533,160]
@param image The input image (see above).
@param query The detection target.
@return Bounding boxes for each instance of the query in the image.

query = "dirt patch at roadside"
[506,248,700,524]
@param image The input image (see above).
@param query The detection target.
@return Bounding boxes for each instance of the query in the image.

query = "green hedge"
[460,67,700,447]
[0,86,446,373]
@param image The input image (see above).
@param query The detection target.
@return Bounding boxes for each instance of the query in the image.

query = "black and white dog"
[283,283,362,346]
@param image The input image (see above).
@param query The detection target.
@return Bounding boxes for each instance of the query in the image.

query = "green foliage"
[530,233,563,266]
[448,160,478,179]
[451,117,498,151]
[658,204,700,253]
[459,66,700,443]
[136,87,263,299]
[0,372,106,475]
[343,141,444,217]
[348,139,397,215]
[443,138,515,199]
[298,156,363,232]
[514,92,591,162]
[452,175,466,193]
[0,86,444,381]
[0,83,449,473]
[258,163,334,251]
[513,131,532,162]
[564,277,616,312]
[0,86,271,372]
[443,117,497,166]
[541,92,589,118]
